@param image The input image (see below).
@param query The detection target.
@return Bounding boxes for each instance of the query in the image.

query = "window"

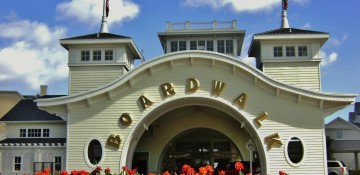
[105,50,113,60]
[28,129,41,137]
[190,41,197,50]
[335,131,343,139]
[81,50,90,61]
[225,40,233,53]
[87,139,103,165]
[217,40,225,53]
[274,46,283,57]
[93,50,101,61]
[179,41,186,51]
[171,41,178,52]
[14,156,21,171]
[19,129,26,137]
[298,46,308,56]
[43,129,50,137]
[206,40,213,51]
[286,46,295,57]
[286,137,304,164]
[198,40,205,50]
[54,156,62,171]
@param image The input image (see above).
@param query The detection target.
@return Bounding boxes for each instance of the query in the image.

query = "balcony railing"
[166,20,237,31]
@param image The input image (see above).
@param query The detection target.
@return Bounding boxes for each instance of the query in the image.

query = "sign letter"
[212,80,226,96]
[233,93,247,109]
[265,133,282,149]
[139,95,154,110]
[254,112,268,127]
[187,78,200,92]
[160,82,176,97]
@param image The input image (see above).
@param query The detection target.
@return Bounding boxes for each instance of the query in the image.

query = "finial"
[99,0,109,33]
[281,0,290,28]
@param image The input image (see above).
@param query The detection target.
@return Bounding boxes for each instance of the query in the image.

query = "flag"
[282,0,288,10]
[106,0,109,17]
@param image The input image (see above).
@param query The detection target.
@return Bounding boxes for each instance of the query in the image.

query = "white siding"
[69,66,124,94]
[263,62,320,91]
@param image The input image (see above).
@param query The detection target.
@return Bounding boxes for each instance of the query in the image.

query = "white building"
[1,2,358,175]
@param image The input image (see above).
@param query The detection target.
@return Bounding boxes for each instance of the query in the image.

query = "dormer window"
[286,46,295,57]
[171,41,178,52]
[274,46,283,57]
[105,50,113,60]
[179,41,186,51]
[206,40,213,51]
[298,46,308,57]
[81,51,90,61]
[190,41,197,50]
[217,40,225,53]
[225,40,233,54]
[93,50,102,61]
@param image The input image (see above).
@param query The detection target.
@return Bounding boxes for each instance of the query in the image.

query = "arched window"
[286,137,304,165]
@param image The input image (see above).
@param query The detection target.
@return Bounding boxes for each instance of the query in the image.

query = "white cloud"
[0,19,68,90]
[320,51,338,67]
[329,34,348,46]
[181,0,309,12]
[56,0,139,27]
[302,22,311,29]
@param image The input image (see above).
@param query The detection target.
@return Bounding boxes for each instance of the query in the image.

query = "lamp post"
[246,140,255,175]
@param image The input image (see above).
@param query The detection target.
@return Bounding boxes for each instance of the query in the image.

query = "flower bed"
[35,162,288,175]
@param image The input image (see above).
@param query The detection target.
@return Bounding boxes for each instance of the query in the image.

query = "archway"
[120,96,267,174]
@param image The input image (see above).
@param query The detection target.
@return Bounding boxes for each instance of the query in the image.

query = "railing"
[166,20,237,31]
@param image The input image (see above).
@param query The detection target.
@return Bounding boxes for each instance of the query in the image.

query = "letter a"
[212,80,226,96]
[187,78,200,92]
[233,93,247,110]
[139,95,154,110]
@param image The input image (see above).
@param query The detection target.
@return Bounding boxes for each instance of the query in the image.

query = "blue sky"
[0,0,359,123]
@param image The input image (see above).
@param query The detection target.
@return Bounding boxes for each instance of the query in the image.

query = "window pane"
[286,46,295,57]
[88,140,102,165]
[190,41,197,50]
[206,40,213,51]
[105,50,113,60]
[287,137,304,164]
[20,129,26,137]
[81,51,90,61]
[55,156,62,171]
[298,46,308,56]
[43,129,50,137]
[274,46,283,57]
[217,40,225,53]
[179,41,186,51]
[225,40,233,53]
[198,40,205,50]
[93,50,101,61]
[171,41,178,52]
[14,156,21,171]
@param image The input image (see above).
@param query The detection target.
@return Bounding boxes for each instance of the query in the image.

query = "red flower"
[205,165,214,175]
[235,162,244,171]
[60,170,69,175]
[219,170,225,175]
[182,164,191,174]
[127,168,137,175]
[246,174,252,175]
[199,167,207,175]
[149,173,155,175]
[122,166,128,171]
[105,167,111,173]
[279,171,287,175]
[162,171,171,175]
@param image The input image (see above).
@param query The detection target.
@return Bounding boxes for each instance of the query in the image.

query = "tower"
[60,0,143,94]
[248,1,329,91]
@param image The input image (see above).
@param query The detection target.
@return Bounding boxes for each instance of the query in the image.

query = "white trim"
[284,136,305,167]
[83,137,105,168]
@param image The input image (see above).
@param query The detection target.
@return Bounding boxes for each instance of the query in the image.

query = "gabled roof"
[0,98,64,122]
[0,138,66,147]
[61,33,130,40]
[325,117,360,131]
[254,28,328,36]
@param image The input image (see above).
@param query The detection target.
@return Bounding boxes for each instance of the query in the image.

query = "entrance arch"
[120,96,267,174]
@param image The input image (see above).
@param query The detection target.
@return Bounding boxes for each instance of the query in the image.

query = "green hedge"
[349,170,360,175]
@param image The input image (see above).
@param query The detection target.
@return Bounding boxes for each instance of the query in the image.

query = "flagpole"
[99,0,109,33]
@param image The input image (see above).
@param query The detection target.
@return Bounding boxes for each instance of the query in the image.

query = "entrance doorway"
[161,128,243,174]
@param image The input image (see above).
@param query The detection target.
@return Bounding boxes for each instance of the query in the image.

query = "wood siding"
[263,62,320,91]
[69,66,124,94]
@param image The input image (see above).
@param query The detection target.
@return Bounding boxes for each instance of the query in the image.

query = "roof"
[61,32,130,40]
[254,27,328,36]
[0,98,64,122]
[0,138,66,147]
[332,140,360,152]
